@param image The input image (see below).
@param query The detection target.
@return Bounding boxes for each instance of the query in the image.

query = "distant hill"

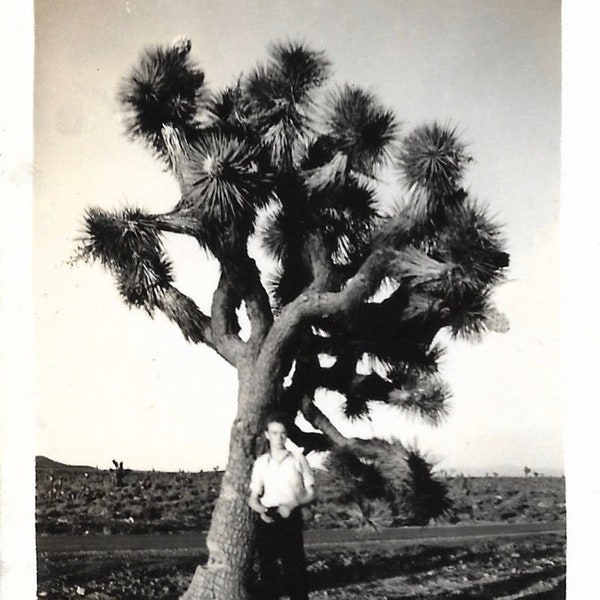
[36,456,98,472]
[34,456,564,478]
[439,464,564,478]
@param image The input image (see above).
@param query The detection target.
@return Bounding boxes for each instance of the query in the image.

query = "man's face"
[265,421,287,450]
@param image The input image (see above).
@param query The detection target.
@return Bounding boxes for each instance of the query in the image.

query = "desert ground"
[36,461,565,599]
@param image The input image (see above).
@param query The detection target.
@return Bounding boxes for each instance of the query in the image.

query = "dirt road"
[37,521,565,554]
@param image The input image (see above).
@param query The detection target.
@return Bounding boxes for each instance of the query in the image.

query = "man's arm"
[277,455,316,517]
[296,484,315,506]
[248,490,275,523]
[276,484,315,518]
[248,458,275,523]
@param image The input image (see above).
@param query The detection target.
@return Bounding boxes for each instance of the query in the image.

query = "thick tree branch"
[278,355,349,451]
[306,232,337,293]
[148,211,202,236]
[286,422,333,453]
[153,285,229,355]
[300,396,348,447]
[257,248,395,371]
[282,339,321,403]
[232,255,273,350]
[210,269,246,364]
[318,368,394,402]
[156,285,213,343]
[149,209,274,357]
[301,246,438,319]
[255,234,452,433]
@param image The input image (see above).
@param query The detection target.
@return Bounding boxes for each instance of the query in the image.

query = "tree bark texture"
[181,363,274,600]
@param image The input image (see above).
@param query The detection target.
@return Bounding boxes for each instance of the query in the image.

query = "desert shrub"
[35,468,565,534]
[346,499,394,530]
[143,505,163,520]
[87,502,109,518]
[40,520,72,534]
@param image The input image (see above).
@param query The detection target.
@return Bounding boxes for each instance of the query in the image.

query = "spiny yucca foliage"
[324,441,452,526]
[78,38,509,526]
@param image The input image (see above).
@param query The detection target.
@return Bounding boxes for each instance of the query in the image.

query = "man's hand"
[260,511,275,523]
[277,503,295,518]
[260,506,279,523]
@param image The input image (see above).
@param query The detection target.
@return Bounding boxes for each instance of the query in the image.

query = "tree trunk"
[181,363,273,600]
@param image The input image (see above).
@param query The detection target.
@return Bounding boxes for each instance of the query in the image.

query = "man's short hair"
[263,411,288,431]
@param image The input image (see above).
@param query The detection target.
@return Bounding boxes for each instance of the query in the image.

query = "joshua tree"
[110,459,129,488]
[77,39,509,600]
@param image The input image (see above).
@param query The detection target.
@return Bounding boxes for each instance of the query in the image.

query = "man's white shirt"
[249,450,314,508]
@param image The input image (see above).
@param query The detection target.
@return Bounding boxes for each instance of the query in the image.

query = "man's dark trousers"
[256,507,308,600]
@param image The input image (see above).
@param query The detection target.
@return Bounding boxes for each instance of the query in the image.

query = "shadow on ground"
[38,534,565,599]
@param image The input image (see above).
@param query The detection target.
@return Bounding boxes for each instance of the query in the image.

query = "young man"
[248,413,315,600]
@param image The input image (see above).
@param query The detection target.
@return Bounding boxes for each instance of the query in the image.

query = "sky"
[32,0,562,474]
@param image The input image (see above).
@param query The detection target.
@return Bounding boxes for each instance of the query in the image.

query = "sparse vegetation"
[35,466,565,535]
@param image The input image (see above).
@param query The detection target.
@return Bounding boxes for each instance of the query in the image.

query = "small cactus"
[110,460,130,487]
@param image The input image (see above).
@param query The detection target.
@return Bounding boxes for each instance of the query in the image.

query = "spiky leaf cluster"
[373,194,508,341]
[263,178,377,264]
[245,43,330,115]
[345,498,394,530]
[313,180,379,266]
[256,81,398,306]
[315,351,449,426]
[79,208,171,312]
[386,376,450,426]
[324,440,451,525]
[396,123,471,197]
[206,84,247,133]
[433,201,508,289]
[324,86,399,176]
[176,131,273,246]
[325,446,391,503]
[118,41,206,159]
[395,448,452,525]
[243,42,330,169]
[261,176,380,308]
[414,201,507,339]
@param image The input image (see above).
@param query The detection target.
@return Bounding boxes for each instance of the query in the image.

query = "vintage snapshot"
[30,1,563,598]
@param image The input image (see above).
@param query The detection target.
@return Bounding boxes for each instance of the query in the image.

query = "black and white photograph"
[6,0,594,598]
